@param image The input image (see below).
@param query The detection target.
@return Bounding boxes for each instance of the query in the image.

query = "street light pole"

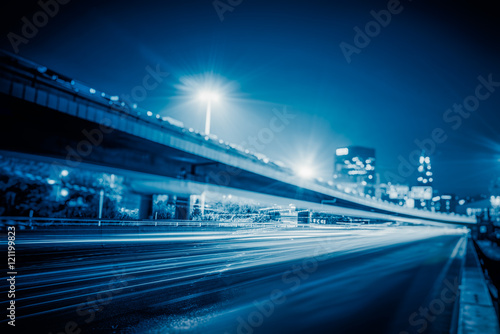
[205,100,212,135]
[199,90,219,135]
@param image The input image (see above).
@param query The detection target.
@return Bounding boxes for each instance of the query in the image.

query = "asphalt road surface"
[1,224,467,334]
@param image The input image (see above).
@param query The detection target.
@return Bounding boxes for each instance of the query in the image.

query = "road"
[1,223,467,334]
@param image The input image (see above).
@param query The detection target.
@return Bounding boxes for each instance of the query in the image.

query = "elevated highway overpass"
[0,51,476,225]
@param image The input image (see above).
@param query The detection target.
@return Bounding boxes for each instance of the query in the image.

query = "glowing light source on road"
[198,90,220,102]
[177,73,236,136]
[296,166,314,179]
[47,179,56,185]
[60,170,69,177]
[60,188,69,197]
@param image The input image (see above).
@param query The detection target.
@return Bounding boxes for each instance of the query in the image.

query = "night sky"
[1,0,499,197]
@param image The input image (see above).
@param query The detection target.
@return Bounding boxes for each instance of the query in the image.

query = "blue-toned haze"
[1,0,499,196]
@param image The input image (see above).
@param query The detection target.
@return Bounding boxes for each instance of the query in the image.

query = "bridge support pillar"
[139,194,154,220]
[175,196,192,220]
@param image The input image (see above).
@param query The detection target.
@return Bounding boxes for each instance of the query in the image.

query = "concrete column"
[139,194,154,220]
[163,195,173,219]
[175,196,192,220]
[200,192,206,216]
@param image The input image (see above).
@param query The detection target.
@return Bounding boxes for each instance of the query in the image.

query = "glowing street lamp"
[296,165,315,179]
[198,90,220,135]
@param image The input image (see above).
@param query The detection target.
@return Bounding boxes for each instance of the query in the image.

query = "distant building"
[386,184,410,201]
[434,195,458,213]
[379,183,411,206]
[457,196,499,218]
[334,146,376,195]
[417,152,433,186]
[413,152,433,209]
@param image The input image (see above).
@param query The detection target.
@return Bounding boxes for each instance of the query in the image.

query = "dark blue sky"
[2,0,499,196]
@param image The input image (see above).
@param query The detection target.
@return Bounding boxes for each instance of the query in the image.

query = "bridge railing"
[0,216,303,229]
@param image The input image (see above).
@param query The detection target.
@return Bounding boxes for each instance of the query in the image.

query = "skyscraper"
[411,152,434,209]
[416,152,433,186]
